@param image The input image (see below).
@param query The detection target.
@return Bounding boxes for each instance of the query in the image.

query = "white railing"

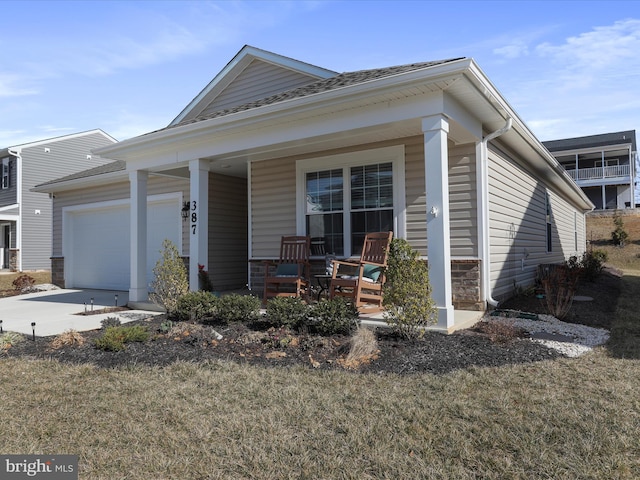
[566,164,631,181]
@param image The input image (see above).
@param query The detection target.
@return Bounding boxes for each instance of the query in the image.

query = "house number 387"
[190,200,197,234]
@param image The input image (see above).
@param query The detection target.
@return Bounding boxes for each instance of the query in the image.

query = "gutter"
[478,118,512,308]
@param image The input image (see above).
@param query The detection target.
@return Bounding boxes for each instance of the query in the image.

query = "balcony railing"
[566,164,631,181]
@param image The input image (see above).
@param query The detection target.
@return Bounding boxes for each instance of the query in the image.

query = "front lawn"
[1,272,638,478]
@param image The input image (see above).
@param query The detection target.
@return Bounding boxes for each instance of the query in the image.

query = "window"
[297,146,405,257]
[546,192,552,253]
[1,158,10,189]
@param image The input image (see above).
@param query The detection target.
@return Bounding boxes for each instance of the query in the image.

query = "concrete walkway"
[0,288,162,337]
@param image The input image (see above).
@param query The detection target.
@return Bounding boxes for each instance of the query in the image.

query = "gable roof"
[170,45,338,126]
[0,129,117,157]
[164,58,464,133]
[544,130,637,153]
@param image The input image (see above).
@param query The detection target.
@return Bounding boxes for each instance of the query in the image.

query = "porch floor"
[359,309,485,334]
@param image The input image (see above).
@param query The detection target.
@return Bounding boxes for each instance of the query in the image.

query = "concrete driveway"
[0,288,162,337]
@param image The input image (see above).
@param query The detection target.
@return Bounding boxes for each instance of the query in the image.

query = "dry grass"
[0,270,51,292]
[0,223,639,478]
[339,326,380,370]
[49,330,85,349]
[587,212,640,271]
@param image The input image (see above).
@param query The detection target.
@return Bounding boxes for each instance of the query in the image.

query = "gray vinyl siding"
[404,138,478,258]
[52,176,189,257]
[209,173,248,290]
[20,131,116,270]
[199,60,320,118]
[250,136,478,259]
[0,155,17,206]
[488,144,586,300]
[250,157,297,258]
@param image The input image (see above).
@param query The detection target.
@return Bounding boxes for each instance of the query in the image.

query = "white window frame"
[296,145,406,258]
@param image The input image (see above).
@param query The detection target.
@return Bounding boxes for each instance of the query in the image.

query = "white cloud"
[535,18,640,89]
[493,41,529,59]
[0,74,38,98]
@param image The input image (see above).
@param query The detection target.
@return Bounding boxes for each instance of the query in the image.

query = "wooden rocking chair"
[263,236,311,304]
[329,231,393,312]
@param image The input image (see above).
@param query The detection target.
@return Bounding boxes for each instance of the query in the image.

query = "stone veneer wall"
[51,256,65,288]
[9,249,19,272]
[250,258,484,310]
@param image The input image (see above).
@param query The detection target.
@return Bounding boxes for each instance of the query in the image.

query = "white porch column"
[422,115,454,329]
[189,159,209,291]
[129,169,148,302]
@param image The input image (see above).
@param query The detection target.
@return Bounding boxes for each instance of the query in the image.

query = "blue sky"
[1,0,639,148]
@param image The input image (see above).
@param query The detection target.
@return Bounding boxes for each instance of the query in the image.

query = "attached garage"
[63,194,181,290]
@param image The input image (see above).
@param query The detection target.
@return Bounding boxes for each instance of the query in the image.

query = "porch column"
[422,115,454,329]
[189,159,209,291]
[129,169,148,302]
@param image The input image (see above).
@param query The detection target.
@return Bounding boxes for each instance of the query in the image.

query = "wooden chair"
[329,231,393,312]
[263,236,311,304]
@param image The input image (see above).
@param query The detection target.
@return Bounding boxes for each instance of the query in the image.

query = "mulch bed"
[2,267,622,375]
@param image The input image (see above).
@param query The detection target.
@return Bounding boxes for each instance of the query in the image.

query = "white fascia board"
[97,58,474,161]
[118,91,449,171]
[31,171,128,193]
[8,129,115,151]
[464,61,593,211]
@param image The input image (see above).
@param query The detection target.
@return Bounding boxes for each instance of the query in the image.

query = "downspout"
[479,118,512,307]
[7,147,21,272]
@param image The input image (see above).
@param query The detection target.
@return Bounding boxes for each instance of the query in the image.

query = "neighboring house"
[34,45,593,332]
[0,130,117,271]
[543,130,637,210]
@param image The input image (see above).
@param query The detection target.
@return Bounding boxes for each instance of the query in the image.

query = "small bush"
[95,325,149,351]
[0,332,24,351]
[538,264,581,320]
[309,298,359,336]
[266,296,309,330]
[383,238,436,339]
[50,330,85,349]
[150,239,189,315]
[198,264,214,292]
[174,291,218,323]
[473,320,526,344]
[12,274,35,292]
[611,211,629,246]
[581,249,607,281]
[215,294,261,324]
[100,316,121,329]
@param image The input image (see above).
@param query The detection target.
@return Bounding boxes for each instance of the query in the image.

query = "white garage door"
[67,199,180,290]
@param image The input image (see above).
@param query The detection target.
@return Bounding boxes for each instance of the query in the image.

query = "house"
[543,130,637,210]
[0,130,117,271]
[34,46,593,332]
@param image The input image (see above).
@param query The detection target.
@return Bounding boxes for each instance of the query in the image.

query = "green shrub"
[100,316,121,329]
[383,238,436,339]
[309,298,359,336]
[215,294,261,323]
[94,325,149,352]
[611,211,629,246]
[266,296,309,330]
[150,239,189,315]
[0,331,24,351]
[174,291,219,323]
[581,249,607,281]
